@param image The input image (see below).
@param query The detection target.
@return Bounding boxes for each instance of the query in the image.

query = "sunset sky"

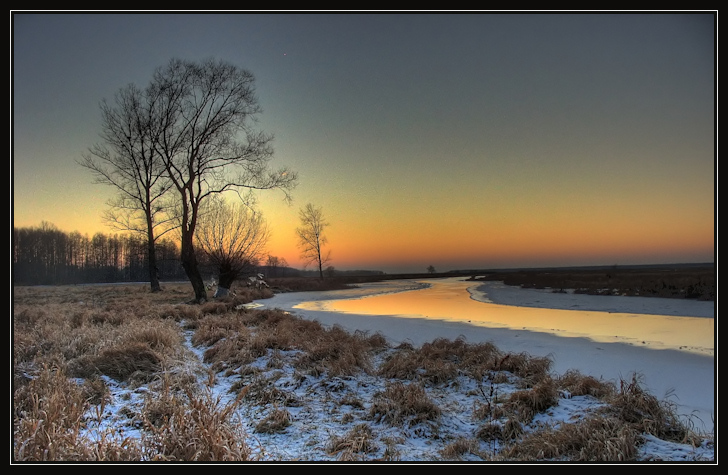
[12,12,715,274]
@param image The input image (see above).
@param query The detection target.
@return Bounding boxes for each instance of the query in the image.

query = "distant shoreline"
[468,280,715,319]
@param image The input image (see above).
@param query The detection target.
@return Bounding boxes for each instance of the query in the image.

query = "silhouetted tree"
[266,255,288,277]
[296,203,331,280]
[427,265,436,274]
[79,83,175,292]
[149,58,297,302]
[195,196,270,297]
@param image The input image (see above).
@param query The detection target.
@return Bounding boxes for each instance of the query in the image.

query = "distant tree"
[79,83,175,292]
[144,57,296,302]
[427,265,436,274]
[195,196,270,298]
[296,203,331,280]
[266,254,288,278]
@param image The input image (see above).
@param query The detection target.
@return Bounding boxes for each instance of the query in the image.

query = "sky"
[11,11,716,274]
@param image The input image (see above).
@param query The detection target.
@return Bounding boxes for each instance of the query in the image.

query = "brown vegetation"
[12,282,713,462]
[468,265,715,301]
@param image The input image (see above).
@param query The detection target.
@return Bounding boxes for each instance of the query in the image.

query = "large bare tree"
[148,58,297,302]
[195,196,270,297]
[78,83,175,292]
[296,203,331,280]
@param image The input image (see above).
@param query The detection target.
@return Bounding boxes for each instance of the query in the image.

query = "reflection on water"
[296,278,714,357]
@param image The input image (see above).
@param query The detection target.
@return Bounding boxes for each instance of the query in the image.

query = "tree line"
[12,222,186,286]
[12,220,332,287]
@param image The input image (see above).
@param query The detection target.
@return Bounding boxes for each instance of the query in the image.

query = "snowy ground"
[84,278,716,463]
[268,278,715,429]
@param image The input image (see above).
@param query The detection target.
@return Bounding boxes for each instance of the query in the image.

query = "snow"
[83,277,716,463]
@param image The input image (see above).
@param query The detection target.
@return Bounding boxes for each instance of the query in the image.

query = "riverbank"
[469,280,715,318]
[257,277,715,433]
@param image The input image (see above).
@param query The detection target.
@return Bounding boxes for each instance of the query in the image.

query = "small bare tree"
[195,196,270,298]
[296,203,331,280]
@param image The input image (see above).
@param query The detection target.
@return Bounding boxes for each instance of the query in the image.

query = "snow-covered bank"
[469,280,715,318]
[256,278,716,434]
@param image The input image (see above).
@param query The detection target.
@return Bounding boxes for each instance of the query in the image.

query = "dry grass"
[503,376,560,423]
[379,336,507,383]
[439,437,486,460]
[497,415,641,462]
[368,381,442,428]
[472,265,715,301]
[13,283,712,462]
[327,423,378,460]
[254,406,292,434]
[12,283,266,462]
[140,386,254,461]
[265,276,361,293]
[604,373,702,445]
[13,363,144,461]
[557,369,616,398]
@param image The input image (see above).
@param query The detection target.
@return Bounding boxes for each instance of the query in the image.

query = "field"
[467,264,715,301]
[12,266,716,462]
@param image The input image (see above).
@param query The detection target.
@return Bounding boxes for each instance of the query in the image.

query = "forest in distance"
[11,223,380,286]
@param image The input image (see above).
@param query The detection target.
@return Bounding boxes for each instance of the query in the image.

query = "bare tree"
[78,83,175,292]
[266,254,288,278]
[427,265,436,274]
[148,58,297,302]
[195,196,270,297]
[296,203,331,280]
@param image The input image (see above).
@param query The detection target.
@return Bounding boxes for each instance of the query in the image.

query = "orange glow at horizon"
[15,165,715,273]
[264,210,714,272]
[15,186,715,273]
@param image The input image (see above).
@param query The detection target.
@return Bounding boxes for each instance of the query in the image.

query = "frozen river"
[299,278,714,356]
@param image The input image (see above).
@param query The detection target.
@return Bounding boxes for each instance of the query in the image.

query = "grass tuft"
[368,381,441,427]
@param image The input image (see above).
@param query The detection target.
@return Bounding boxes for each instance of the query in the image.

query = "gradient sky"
[12,12,716,274]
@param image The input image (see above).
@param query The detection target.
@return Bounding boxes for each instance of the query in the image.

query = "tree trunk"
[180,230,207,303]
[146,228,161,293]
[216,265,237,296]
